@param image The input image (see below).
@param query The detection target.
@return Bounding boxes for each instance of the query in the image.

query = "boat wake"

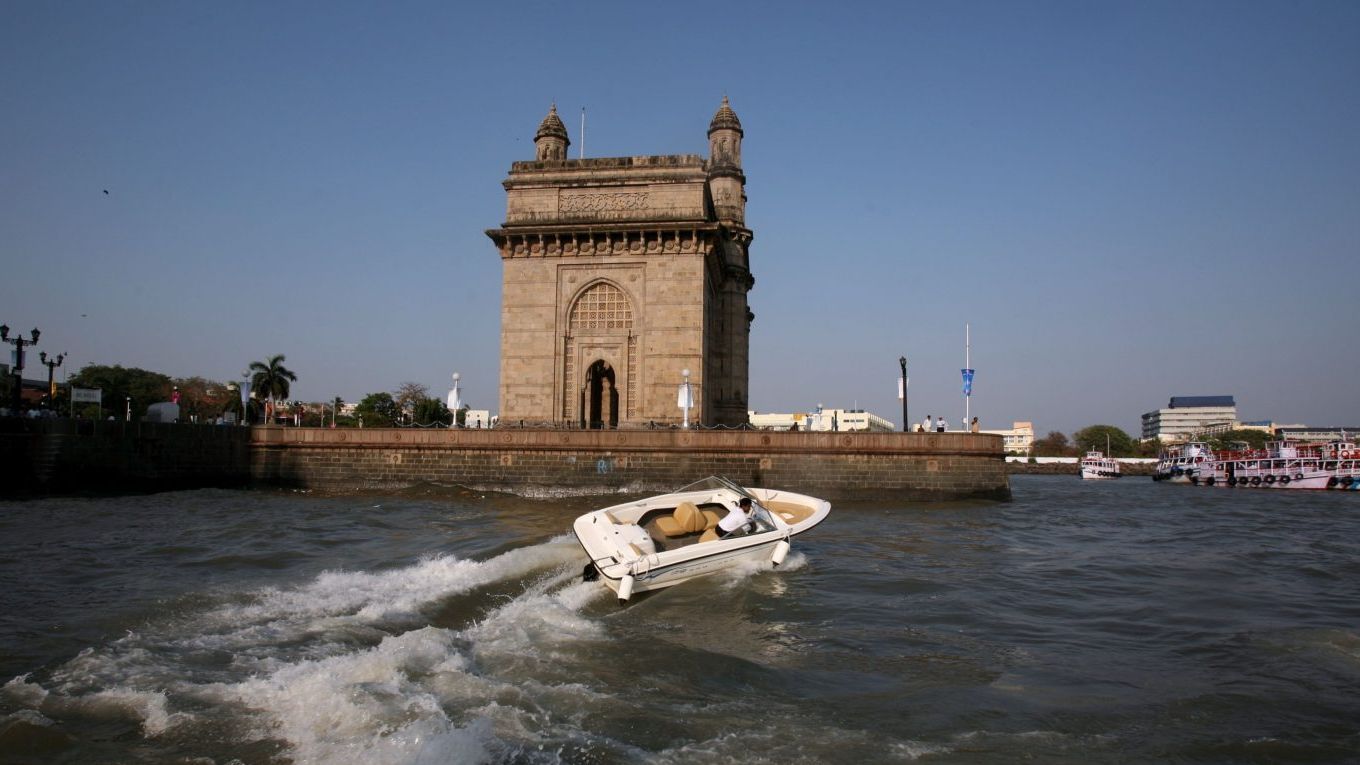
[0,535,621,764]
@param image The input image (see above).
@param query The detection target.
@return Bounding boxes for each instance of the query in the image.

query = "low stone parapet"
[250,427,1010,501]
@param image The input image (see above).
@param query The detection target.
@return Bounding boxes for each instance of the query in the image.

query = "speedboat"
[573,476,831,603]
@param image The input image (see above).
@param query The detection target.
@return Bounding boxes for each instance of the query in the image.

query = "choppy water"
[1,476,1358,764]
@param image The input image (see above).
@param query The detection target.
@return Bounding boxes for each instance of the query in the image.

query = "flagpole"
[965,323,970,427]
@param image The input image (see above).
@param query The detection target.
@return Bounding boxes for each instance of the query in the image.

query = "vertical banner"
[677,382,693,408]
[961,368,974,396]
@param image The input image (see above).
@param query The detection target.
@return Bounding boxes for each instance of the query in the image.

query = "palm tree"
[248,354,297,424]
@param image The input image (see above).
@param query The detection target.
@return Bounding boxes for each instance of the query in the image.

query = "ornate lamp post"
[899,355,908,432]
[39,351,65,410]
[2,325,41,414]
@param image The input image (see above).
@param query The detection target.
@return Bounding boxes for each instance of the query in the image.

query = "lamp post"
[899,355,908,432]
[125,396,131,422]
[1,325,41,415]
[39,351,65,410]
[680,368,692,429]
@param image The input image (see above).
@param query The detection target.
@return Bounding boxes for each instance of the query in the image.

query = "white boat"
[1152,441,1212,483]
[1080,450,1122,480]
[573,476,831,603]
[1197,440,1360,491]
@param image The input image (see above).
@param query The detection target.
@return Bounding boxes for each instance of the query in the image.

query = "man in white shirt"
[922,415,932,432]
[715,497,754,539]
[936,417,947,432]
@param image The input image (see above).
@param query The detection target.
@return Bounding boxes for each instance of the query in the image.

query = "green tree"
[354,392,399,428]
[1204,429,1272,451]
[68,364,173,420]
[1031,430,1072,457]
[171,376,234,423]
[1073,425,1136,457]
[394,382,428,425]
[249,354,298,424]
[412,396,453,427]
[1136,437,1164,457]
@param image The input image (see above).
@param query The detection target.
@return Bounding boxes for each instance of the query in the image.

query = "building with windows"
[1276,426,1359,442]
[1141,396,1237,443]
[748,408,895,432]
[980,421,1034,454]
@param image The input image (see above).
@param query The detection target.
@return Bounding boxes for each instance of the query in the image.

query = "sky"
[2,1,1357,436]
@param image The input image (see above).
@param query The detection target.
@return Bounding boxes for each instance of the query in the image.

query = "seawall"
[251,427,1010,501]
[0,418,252,495]
[0,420,1010,501]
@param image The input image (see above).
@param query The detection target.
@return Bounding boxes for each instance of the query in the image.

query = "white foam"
[223,626,497,765]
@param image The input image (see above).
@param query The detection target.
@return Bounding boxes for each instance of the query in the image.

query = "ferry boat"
[1194,440,1360,491]
[1080,450,1121,480]
[1152,441,1213,483]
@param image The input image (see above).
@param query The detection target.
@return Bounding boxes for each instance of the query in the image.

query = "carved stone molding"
[560,192,650,214]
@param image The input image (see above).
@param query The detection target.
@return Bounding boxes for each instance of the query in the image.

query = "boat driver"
[714,497,754,539]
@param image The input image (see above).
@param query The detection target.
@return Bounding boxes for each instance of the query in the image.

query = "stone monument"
[487,99,754,428]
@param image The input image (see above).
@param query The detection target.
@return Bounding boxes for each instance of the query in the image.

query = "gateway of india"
[487,98,753,429]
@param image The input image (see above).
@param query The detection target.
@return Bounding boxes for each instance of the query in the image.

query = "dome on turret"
[535,104,570,143]
[707,96,743,136]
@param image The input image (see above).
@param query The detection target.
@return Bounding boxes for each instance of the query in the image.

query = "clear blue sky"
[3,1,1357,435]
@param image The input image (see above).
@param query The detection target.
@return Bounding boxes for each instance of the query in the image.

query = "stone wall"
[250,428,1010,501]
[0,418,251,496]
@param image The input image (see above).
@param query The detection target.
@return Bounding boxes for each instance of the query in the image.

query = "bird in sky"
[103,189,109,195]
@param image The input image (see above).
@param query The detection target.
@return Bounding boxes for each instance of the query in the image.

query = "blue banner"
[962,368,974,396]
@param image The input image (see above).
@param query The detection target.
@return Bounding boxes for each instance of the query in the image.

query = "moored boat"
[1080,450,1122,480]
[1153,441,1212,483]
[1195,440,1359,491]
[573,476,831,603]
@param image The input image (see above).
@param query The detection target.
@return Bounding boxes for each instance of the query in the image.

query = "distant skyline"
[3,1,1357,436]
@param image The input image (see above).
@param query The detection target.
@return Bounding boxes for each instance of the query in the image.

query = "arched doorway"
[582,360,618,429]
[565,282,634,428]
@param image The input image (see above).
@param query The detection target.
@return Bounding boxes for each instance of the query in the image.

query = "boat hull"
[573,478,831,602]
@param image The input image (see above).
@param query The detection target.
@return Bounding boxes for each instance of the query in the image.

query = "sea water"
[1,476,1358,763]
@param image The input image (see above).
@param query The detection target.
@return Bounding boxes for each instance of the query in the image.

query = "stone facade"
[250,428,1010,501]
[487,100,753,429]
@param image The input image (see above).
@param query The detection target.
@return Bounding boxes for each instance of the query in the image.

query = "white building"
[980,421,1035,454]
[747,408,895,432]
[462,409,492,429]
[1141,396,1237,443]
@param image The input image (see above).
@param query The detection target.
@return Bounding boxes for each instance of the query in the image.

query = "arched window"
[569,282,633,331]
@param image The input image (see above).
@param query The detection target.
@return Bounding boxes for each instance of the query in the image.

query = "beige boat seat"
[655,501,707,537]
[701,508,723,529]
[699,527,721,543]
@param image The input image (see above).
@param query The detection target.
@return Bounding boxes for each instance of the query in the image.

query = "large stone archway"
[488,100,753,428]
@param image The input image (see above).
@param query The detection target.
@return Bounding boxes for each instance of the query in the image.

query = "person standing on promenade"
[922,414,932,432]
[970,416,980,433]
[937,417,947,432]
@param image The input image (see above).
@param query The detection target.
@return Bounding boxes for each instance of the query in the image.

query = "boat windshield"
[675,476,776,532]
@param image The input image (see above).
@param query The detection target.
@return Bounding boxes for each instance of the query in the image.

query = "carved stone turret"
[534,104,570,161]
[706,96,745,224]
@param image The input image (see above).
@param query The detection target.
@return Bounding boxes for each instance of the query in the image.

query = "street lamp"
[125,396,131,422]
[39,351,65,410]
[899,355,908,432]
[1,325,41,414]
